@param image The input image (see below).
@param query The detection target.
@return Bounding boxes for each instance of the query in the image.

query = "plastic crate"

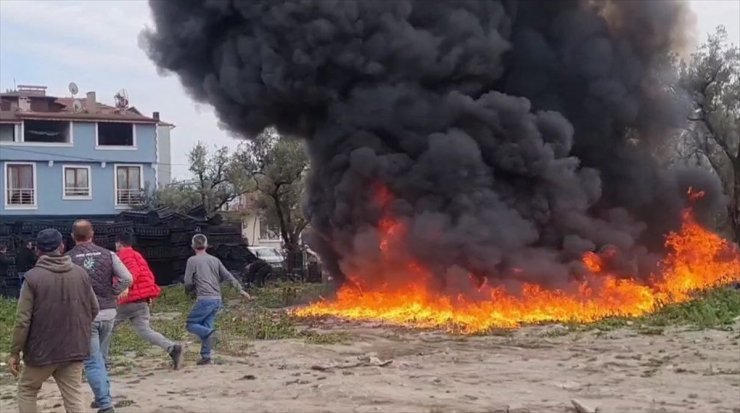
[1,277,21,298]
[166,218,187,230]
[174,246,193,258]
[53,224,73,235]
[133,225,170,238]
[0,236,14,251]
[172,260,187,273]
[21,221,54,234]
[207,225,241,235]
[170,231,193,244]
[117,210,159,225]
[95,221,133,235]
[0,224,12,236]
[204,234,243,245]
[142,246,173,260]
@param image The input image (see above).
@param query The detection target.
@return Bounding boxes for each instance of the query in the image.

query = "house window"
[63,166,91,198]
[259,219,281,241]
[115,165,143,206]
[5,163,36,207]
[0,124,16,142]
[98,122,135,147]
[23,120,71,144]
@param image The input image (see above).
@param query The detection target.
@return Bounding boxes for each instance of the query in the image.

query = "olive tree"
[679,26,740,240]
[146,143,249,217]
[235,128,310,256]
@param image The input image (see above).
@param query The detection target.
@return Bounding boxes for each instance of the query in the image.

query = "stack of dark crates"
[0,207,248,297]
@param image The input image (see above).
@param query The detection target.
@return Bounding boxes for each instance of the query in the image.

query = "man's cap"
[37,228,63,253]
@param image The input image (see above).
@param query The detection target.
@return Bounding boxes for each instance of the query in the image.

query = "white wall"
[242,212,282,248]
[156,124,172,188]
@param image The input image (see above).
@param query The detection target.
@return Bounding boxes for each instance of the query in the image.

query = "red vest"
[117,247,161,304]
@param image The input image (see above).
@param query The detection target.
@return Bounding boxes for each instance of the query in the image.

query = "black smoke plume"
[143,0,720,291]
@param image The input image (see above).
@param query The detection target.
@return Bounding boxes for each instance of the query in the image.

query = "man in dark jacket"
[15,240,37,282]
[8,228,99,413]
[245,254,272,287]
[67,220,132,413]
[0,242,12,278]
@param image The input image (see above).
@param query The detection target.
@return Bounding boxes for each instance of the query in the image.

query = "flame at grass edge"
[295,191,740,333]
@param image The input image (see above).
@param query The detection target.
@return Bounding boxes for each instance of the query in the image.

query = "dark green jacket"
[11,254,99,366]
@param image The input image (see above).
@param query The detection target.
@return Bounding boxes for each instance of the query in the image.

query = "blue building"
[0,84,173,218]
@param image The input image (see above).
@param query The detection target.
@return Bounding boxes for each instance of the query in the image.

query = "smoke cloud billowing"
[144,0,720,291]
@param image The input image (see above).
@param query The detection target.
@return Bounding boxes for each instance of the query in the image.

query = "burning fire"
[296,189,740,333]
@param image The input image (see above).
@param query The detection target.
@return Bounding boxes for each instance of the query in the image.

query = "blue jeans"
[85,319,114,410]
[186,299,221,359]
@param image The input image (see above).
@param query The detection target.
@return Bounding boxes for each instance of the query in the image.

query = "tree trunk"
[271,190,301,276]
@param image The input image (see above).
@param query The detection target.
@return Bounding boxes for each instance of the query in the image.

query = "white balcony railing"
[64,186,90,197]
[116,188,144,206]
[7,188,35,205]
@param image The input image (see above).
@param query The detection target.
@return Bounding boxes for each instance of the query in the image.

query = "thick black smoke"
[144,0,720,291]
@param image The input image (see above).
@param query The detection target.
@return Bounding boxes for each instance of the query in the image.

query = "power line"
[0,146,190,167]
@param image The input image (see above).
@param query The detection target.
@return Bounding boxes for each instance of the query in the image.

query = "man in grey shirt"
[184,234,250,365]
[67,220,132,413]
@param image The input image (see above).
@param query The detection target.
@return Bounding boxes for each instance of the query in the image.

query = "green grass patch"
[0,282,340,370]
[583,287,740,332]
[3,284,734,360]
[641,287,740,328]
[250,281,331,308]
[108,282,347,359]
[0,297,17,355]
[219,306,298,340]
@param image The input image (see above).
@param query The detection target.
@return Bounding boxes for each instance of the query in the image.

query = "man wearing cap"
[67,220,132,413]
[8,229,99,413]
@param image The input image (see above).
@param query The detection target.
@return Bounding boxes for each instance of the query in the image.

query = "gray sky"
[1,0,738,180]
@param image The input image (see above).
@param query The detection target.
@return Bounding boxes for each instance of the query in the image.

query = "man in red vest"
[104,232,183,370]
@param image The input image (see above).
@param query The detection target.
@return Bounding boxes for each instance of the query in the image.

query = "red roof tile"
[1,94,163,124]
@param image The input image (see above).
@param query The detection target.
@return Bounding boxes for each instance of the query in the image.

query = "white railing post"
[7,188,35,205]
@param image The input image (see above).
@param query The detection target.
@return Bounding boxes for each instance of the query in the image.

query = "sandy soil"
[1,321,738,413]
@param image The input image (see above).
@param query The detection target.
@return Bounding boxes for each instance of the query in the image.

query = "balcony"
[116,188,144,206]
[64,186,91,198]
[6,188,35,206]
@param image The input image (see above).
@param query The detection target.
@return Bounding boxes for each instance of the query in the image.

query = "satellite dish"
[68,82,79,96]
[72,100,83,113]
[114,89,129,109]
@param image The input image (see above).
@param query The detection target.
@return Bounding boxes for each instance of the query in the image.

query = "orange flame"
[296,188,740,333]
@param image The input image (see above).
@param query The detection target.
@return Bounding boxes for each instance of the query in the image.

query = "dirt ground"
[1,320,738,413]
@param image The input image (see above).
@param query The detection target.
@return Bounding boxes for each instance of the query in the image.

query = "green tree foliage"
[679,26,740,241]
[234,128,310,253]
[146,143,250,217]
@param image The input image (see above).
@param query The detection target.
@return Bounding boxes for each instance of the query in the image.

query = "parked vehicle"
[247,246,285,269]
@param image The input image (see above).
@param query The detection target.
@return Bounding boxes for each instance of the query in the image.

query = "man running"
[184,234,251,365]
[67,220,132,413]
[103,232,184,369]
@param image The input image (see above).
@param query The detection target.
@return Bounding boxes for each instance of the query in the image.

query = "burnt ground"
[1,320,738,413]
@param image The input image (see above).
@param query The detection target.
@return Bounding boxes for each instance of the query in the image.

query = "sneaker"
[169,344,184,370]
[97,407,116,413]
[91,401,98,409]
[196,358,212,366]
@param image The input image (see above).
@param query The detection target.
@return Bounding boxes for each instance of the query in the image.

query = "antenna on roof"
[114,89,129,109]
[68,82,79,96]
[72,100,83,113]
